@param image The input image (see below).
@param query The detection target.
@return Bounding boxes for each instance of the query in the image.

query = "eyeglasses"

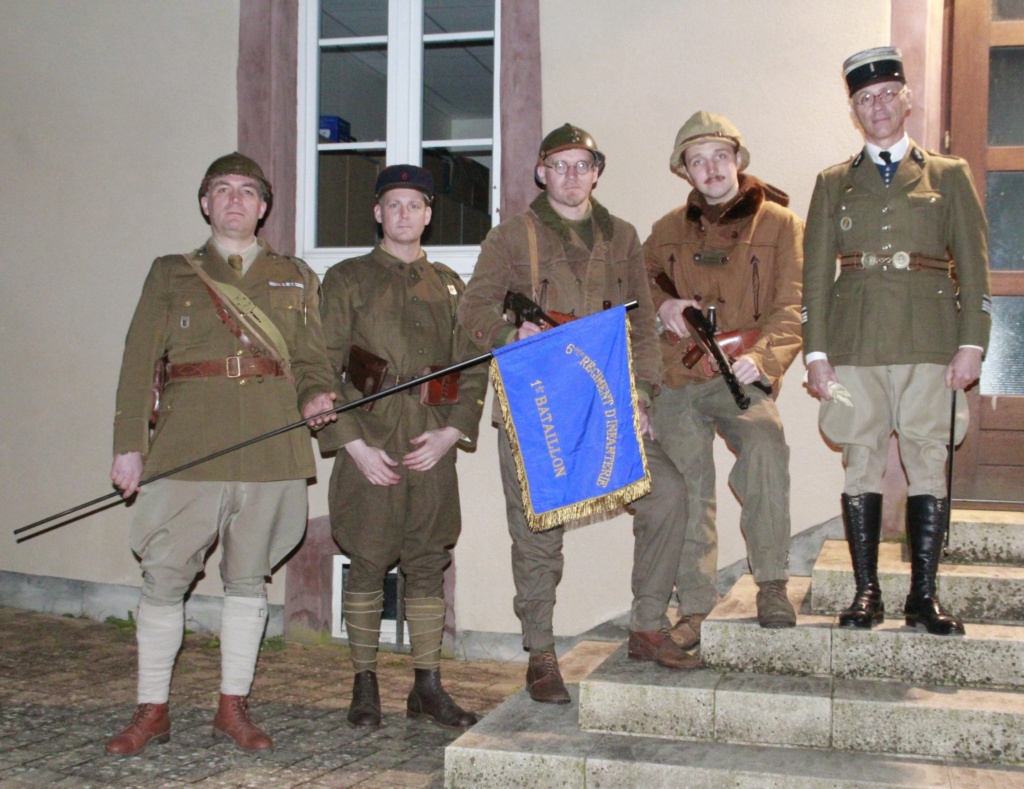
[544,159,597,176]
[854,86,905,108]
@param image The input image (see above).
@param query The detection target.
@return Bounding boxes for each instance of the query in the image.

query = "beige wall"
[0,2,245,598]
[449,0,893,636]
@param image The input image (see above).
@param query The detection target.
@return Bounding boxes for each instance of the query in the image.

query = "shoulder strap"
[181,254,295,385]
[523,214,540,301]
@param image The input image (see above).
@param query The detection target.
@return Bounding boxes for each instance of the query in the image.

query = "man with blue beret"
[318,164,487,729]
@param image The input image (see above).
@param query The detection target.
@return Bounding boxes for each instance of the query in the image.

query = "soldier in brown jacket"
[803,48,991,636]
[459,124,697,706]
[644,112,804,644]
[318,165,487,730]
[106,154,336,756]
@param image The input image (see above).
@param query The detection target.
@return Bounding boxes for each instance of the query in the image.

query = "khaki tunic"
[113,239,334,481]
[803,142,990,365]
[317,245,487,595]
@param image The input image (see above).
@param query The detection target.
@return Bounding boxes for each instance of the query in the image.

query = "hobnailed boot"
[404,597,478,728]
[347,670,381,727]
[905,495,965,636]
[407,668,478,729]
[838,493,885,629]
[105,703,170,756]
[212,694,272,752]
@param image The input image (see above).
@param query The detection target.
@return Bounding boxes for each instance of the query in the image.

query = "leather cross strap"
[167,357,284,382]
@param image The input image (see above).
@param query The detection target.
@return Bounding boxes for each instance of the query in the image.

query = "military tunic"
[317,245,486,597]
[458,194,688,648]
[643,176,803,614]
[113,239,334,602]
[802,140,991,495]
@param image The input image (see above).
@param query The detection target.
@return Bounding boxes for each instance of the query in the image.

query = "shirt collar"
[865,134,910,166]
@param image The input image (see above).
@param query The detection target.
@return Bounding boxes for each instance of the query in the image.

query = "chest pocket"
[832,193,877,253]
[168,286,215,351]
[267,281,305,347]
[906,191,947,253]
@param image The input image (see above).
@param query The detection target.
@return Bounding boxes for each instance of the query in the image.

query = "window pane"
[988,47,1024,146]
[993,0,1024,21]
[981,296,1024,396]
[317,150,385,247]
[321,0,387,37]
[986,172,1024,272]
[320,46,388,143]
[423,147,492,245]
[424,42,494,140]
[425,0,494,33]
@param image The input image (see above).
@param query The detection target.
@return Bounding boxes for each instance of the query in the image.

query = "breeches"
[652,377,792,613]
[820,364,968,497]
[498,425,687,649]
[130,478,308,605]
[329,449,461,600]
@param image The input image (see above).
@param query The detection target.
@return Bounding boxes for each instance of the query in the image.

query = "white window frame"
[296,0,502,280]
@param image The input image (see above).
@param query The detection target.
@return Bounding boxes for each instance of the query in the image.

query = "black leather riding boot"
[839,493,885,629]
[904,494,965,636]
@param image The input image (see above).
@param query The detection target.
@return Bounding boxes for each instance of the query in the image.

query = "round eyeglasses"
[544,159,597,176]
[854,87,905,108]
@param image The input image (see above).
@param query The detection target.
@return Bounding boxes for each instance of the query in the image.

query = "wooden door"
[949,0,1024,508]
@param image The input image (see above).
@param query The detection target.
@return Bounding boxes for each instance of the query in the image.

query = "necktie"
[878,151,896,186]
[228,254,243,272]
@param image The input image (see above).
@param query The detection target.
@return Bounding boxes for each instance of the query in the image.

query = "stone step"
[446,686,1024,787]
[702,575,1024,689]
[811,540,1024,623]
[947,509,1024,566]
[576,647,1024,764]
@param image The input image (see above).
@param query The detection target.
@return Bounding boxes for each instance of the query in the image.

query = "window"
[297,0,501,278]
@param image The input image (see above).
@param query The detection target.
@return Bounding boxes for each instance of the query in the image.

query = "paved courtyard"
[0,606,526,787]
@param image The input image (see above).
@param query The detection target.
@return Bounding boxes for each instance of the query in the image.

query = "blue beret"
[375,164,434,201]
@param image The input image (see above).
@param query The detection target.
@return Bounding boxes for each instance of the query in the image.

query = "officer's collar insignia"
[911,147,925,164]
[852,152,864,168]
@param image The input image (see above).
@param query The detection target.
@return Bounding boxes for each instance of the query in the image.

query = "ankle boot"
[212,694,272,752]
[905,495,965,636]
[105,703,170,756]
[839,493,885,629]
[407,668,478,729]
[347,670,381,727]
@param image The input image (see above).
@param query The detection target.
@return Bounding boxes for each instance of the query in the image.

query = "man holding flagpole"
[459,123,697,705]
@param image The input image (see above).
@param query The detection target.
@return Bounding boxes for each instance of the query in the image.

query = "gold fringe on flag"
[491,315,650,533]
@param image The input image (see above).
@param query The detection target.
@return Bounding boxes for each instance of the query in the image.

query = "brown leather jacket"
[643,175,803,391]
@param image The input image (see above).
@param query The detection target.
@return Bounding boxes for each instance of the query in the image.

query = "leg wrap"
[219,596,267,697]
[344,589,383,673]
[136,600,184,704]
[405,597,446,671]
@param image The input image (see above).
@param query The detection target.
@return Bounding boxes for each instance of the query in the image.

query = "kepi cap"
[375,164,434,201]
[843,47,905,96]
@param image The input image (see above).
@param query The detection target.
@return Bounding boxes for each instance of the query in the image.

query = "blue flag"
[491,306,650,532]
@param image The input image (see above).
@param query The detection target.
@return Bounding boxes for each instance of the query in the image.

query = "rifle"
[14,352,492,543]
[503,291,578,329]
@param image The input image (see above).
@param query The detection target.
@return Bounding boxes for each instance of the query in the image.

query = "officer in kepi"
[802,48,991,636]
[106,153,336,755]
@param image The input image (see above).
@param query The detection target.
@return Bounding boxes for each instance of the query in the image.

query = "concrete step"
[702,575,1024,689]
[576,647,1024,764]
[946,509,1024,566]
[446,685,1024,787]
[811,540,1024,623]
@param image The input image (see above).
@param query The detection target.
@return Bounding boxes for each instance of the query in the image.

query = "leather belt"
[839,252,950,272]
[166,356,284,382]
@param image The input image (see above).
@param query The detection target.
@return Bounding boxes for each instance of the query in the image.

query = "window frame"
[296,0,502,279]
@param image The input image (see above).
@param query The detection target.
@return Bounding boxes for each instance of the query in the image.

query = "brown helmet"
[669,112,750,177]
[198,152,273,207]
[537,123,605,172]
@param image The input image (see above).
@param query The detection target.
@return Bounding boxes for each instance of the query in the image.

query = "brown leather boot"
[628,629,701,670]
[407,668,478,729]
[105,703,170,756]
[669,613,707,650]
[212,694,272,752]
[525,651,571,704]
[348,670,382,727]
